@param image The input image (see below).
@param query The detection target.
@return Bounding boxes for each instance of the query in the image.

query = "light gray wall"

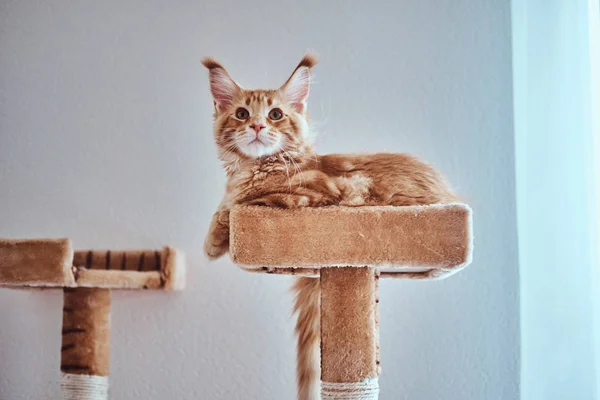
[0,1,518,399]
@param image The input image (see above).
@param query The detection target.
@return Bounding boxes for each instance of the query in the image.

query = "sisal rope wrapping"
[321,378,380,400]
[61,373,108,400]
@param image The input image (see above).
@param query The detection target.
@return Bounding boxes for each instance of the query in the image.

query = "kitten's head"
[202,54,317,161]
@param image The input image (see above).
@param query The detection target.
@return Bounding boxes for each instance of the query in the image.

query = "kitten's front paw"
[204,237,229,260]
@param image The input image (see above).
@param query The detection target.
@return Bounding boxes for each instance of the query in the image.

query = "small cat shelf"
[229,203,473,399]
[0,239,186,399]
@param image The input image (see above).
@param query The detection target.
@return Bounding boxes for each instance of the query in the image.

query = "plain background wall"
[0,1,518,399]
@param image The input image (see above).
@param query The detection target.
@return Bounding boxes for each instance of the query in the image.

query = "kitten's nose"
[250,124,266,133]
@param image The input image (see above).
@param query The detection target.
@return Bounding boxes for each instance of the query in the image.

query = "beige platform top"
[0,238,185,290]
[230,203,473,279]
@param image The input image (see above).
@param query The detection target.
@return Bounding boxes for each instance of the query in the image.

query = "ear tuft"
[201,57,225,70]
[296,52,318,70]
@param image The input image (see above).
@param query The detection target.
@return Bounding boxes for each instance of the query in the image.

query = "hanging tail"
[292,276,321,400]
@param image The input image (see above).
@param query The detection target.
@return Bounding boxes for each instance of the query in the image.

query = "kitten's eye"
[235,108,250,120]
[268,108,283,120]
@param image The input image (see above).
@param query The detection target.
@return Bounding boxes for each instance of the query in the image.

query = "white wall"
[513,1,600,399]
[0,1,518,399]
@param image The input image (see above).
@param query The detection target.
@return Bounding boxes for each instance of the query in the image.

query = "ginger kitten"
[202,54,458,400]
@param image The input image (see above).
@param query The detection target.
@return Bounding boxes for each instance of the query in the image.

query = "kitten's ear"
[280,53,318,113]
[202,58,241,113]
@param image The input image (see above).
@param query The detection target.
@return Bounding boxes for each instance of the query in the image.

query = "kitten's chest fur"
[222,153,456,209]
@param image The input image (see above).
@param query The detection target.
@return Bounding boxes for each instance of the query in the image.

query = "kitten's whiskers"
[277,147,293,193]
[285,150,306,189]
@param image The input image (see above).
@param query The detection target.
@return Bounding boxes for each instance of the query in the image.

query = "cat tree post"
[61,287,111,399]
[321,267,379,398]
[0,239,186,399]
[229,204,473,399]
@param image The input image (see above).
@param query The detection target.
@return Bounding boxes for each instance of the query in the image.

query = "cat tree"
[0,238,185,399]
[229,203,473,399]
[0,203,472,399]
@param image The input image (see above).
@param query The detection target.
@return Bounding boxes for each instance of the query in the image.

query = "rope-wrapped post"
[321,267,380,400]
[61,288,111,400]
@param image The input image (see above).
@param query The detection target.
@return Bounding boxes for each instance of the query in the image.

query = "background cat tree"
[0,238,186,400]
[229,203,473,400]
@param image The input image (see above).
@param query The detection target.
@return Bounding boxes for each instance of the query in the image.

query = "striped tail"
[292,277,321,400]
